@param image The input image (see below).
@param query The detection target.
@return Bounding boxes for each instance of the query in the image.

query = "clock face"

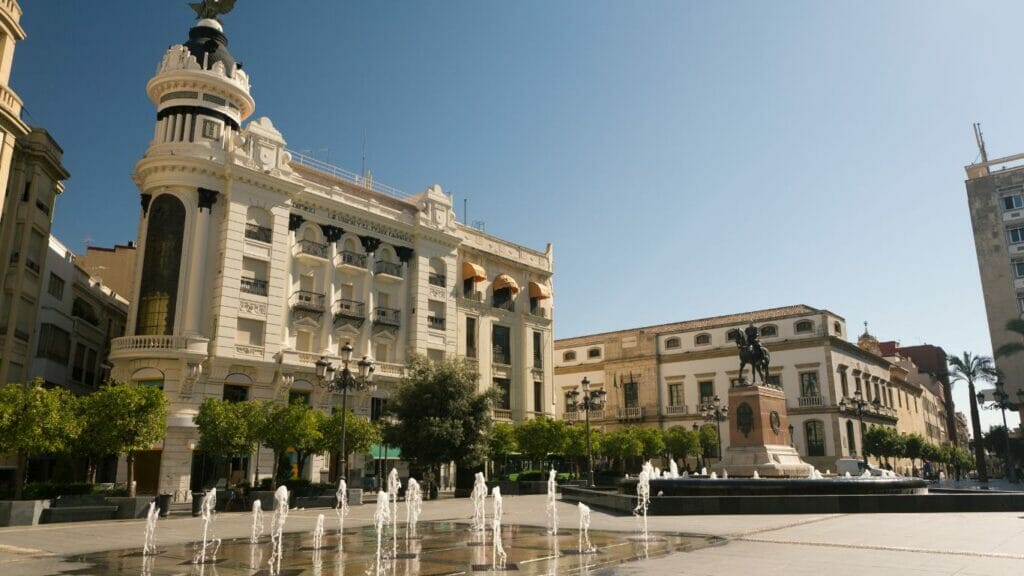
[770,411,781,434]
[737,403,754,437]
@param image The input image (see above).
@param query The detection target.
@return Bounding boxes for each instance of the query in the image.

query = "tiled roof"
[557,304,831,345]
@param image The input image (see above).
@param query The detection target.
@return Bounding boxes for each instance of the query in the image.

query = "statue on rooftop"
[189,0,237,20]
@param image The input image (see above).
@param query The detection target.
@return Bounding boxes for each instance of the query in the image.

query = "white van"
[835,459,888,477]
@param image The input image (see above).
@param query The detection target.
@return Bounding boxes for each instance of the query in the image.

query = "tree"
[513,417,566,467]
[600,428,642,473]
[74,392,116,484]
[633,426,665,460]
[563,424,602,478]
[879,427,905,468]
[387,355,493,485]
[261,399,323,487]
[862,426,886,464]
[983,425,1024,477]
[948,352,997,482]
[488,422,518,475]
[80,383,167,497]
[903,433,925,476]
[0,380,80,498]
[194,398,269,486]
[319,408,380,480]
[698,424,719,461]
[664,426,701,466]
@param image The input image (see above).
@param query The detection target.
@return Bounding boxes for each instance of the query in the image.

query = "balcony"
[617,406,646,421]
[797,395,825,408]
[493,299,515,313]
[240,277,268,296]
[529,305,548,318]
[245,223,272,243]
[374,260,403,281]
[665,404,689,416]
[492,346,511,366]
[0,84,24,128]
[293,239,327,260]
[25,257,40,274]
[375,361,407,379]
[374,306,400,327]
[428,273,446,287]
[492,409,512,422]
[563,409,604,423]
[334,250,367,271]
[290,290,325,313]
[109,334,209,361]
[428,316,446,330]
[334,298,366,322]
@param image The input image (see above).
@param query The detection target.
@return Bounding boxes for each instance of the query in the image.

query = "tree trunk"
[271,450,280,489]
[14,452,27,499]
[127,452,136,497]
[967,380,989,482]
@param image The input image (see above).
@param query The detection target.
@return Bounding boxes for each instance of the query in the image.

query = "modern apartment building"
[108,16,554,496]
[554,305,950,473]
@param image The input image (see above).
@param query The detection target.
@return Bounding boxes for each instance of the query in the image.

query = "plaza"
[0,494,1022,575]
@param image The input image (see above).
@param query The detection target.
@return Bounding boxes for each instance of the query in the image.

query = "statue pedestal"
[712,384,813,478]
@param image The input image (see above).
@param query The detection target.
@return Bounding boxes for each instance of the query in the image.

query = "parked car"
[835,458,889,477]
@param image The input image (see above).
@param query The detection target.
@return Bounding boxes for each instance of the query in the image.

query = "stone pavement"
[0,494,1021,575]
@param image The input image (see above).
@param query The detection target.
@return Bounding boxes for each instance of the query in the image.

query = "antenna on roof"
[361,129,368,180]
[974,123,988,163]
[464,198,468,225]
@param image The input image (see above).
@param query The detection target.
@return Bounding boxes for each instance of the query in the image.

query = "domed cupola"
[857,322,882,356]
[183,19,237,76]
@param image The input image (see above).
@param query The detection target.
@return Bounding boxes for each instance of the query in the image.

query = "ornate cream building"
[108,16,554,495]
[554,305,951,473]
[0,0,28,223]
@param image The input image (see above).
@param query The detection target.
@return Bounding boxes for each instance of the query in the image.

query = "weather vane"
[189,0,237,21]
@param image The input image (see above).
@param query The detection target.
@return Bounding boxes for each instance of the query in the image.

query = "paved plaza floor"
[0,494,1021,575]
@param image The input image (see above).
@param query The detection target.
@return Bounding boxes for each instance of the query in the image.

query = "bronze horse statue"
[734,328,770,385]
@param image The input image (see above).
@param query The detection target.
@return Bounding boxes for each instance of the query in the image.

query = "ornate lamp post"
[699,395,728,463]
[565,376,606,488]
[315,343,374,482]
[977,382,1021,484]
[692,423,702,471]
[839,389,879,467]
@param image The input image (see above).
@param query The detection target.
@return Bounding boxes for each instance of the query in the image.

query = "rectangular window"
[699,381,714,406]
[296,330,313,352]
[465,317,477,358]
[492,324,511,365]
[1014,261,1024,278]
[1009,226,1024,244]
[223,384,249,403]
[840,371,849,398]
[668,383,683,406]
[36,323,71,364]
[799,372,820,397]
[1005,194,1024,210]
[624,380,639,408]
[493,378,511,410]
[237,318,265,346]
[375,342,389,363]
[805,422,826,457]
[47,273,65,300]
[533,381,543,413]
[532,330,543,369]
[427,300,445,330]
[72,343,86,382]
[766,374,781,387]
[84,348,97,386]
[371,397,388,421]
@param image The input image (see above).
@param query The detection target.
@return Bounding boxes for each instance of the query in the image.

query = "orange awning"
[462,262,486,282]
[529,281,552,300]
[492,274,520,293]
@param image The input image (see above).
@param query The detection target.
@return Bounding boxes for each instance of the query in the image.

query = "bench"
[40,505,117,524]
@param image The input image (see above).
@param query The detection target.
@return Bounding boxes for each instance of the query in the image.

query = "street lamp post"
[699,396,728,464]
[692,423,702,471]
[977,382,1021,484]
[315,343,375,483]
[565,376,606,488]
[839,389,879,467]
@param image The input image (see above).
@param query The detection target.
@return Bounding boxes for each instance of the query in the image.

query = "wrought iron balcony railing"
[245,223,272,243]
[240,277,268,296]
[374,306,401,326]
[374,260,403,278]
[293,239,327,259]
[290,290,325,312]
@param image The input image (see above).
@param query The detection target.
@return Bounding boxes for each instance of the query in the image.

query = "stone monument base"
[712,445,813,478]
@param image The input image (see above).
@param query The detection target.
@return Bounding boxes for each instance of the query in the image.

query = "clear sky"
[13,1,1022,431]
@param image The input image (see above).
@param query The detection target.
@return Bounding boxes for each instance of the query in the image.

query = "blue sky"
[14,1,1022,430]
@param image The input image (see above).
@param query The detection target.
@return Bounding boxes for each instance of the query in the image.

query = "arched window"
[562,351,577,362]
[833,321,842,335]
[846,419,857,458]
[760,324,778,338]
[795,320,814,334]
[223,373,252,403]
[245,206,272,243]
[136,194,185,335]
[587,347,601,359]
[805,420,825,457]
[695,333,711,345]
[665,337,681,350]
[727,330,740,342]
[132,367,165,390]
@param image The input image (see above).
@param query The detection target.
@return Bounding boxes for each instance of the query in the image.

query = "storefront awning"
[370,444,402,460]
[529,281,552,300]
[492,274,520,293]
[462,262,486,282]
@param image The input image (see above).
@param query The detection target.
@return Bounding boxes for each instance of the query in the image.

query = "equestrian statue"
[734,324,770,386]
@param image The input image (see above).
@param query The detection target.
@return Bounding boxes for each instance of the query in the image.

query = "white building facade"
[109,17,554,496]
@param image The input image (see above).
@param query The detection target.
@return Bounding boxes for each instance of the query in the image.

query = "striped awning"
[492,274,520,293]
[529,281,552,300]
[462,261,486,281]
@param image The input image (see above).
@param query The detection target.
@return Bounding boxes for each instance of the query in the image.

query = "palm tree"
[948,352,997,483]
[994,319,1024,358]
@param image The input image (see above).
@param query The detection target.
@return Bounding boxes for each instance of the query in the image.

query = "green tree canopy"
[664,426,701,461]
[862,426,887,462]
[388,355,493,474]
[600,427,643,472]
[902,433,925,473]
[698,424,719,458]
[513,417,566,465]
[633,426,665,459]
[262,399,323,487]
[0,380,81,498]
[195,398,254,458]
[488,422,518,462]
[318,408,381,475]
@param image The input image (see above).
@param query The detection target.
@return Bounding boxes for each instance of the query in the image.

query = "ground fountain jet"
[634,461,652,544]
[470,472,488,533]
[387,468,400,558]
[192,488,221,564]
[578,502,595,554]
[335,479,349,548]
[142,501,159,556]
[406,478,422,540]
[250,499,264,544]
[669,460,679,478]
[492,486,507,570]
[268,486,289,575]
[313,513,325,550]
[546,468,558,536]
[371,490,391,576]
